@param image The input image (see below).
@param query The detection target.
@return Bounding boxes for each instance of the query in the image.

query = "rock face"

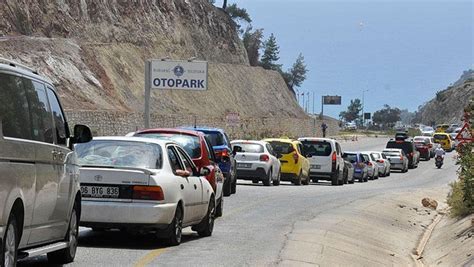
[414,70,474,125]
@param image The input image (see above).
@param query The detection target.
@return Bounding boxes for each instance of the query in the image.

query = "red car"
[414,136,432,161]
[130,128,225,217]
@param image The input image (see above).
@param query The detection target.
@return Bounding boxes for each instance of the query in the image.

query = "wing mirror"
[71,124,92,146]
[176,169,191,178]
[232,145,242,155]
[200,167,211,176]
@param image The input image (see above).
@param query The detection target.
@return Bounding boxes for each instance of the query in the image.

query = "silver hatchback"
[0,58,92,266]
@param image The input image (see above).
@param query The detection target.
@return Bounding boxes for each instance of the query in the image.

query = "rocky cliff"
[0,0,326,138]
[414,70,473,125]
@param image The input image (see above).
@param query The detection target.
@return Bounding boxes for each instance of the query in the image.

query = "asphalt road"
[18,137,458,267]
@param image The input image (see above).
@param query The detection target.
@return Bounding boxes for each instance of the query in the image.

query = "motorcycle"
[435,156,443,169]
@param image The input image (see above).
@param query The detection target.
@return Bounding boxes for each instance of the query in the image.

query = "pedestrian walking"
[321,122,328,137]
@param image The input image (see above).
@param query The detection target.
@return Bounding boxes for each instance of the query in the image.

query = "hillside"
[414,70,473,125]
[0,0,333,138]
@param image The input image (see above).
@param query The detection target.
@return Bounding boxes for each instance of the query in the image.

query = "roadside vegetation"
[447,100,474,217]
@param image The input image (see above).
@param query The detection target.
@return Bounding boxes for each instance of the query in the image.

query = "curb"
[412,211,445,266]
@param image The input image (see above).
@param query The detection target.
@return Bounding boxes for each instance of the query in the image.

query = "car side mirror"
[200,167,211,176]
[232,145,242,155]
[71,124,92,145]
[176,169,191,178]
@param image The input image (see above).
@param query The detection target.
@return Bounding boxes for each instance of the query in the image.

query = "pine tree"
[288,53,308,88]
[260,33,281,71]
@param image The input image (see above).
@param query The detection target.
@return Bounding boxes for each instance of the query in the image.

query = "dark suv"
[386,139,420,168]
[182,127,237,196]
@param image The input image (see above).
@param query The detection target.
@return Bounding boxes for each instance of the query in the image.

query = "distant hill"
[413,70,473,125]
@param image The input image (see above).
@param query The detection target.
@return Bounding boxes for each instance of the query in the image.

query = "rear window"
[301,141,332,157]
[383,152,400,157]
[135,133,201,159]
[414,137,428,143]
[433,134,448,140]
[268,141,294,154]
[76,140,163,169]
[386,141,414,153]
[342,153,358,163]
[204,132,225,146]
[371,153,380,160]
[232,143,263,153]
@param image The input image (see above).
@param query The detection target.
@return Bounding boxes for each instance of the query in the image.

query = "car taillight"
[215,149,229,159]
[377,159,384,163]
[132,186,164,201]
[332,152,337,162]
[400,155,404,160]
[409,152,413,158]
[260,154,270,162]
[368,162,373,166]
[293,152,299,164]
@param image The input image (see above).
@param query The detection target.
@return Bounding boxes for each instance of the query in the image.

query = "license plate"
[81,186,120,198]
[237,163,252,168]
[311,165,321,169]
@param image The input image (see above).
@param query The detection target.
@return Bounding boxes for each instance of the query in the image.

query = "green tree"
[226,3,251,33]
[372,104,401,128]
[287,53,308,88]
[339,99,362,122]
[243,27,264,66]
[260,33,281,71]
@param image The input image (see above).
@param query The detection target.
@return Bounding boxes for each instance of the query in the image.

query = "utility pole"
[312,92,315,114]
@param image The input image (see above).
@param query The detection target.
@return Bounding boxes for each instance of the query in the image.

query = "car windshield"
[204,132,225,146]
[386,141,414,153]
[233,143,263,153]
[414,137,428,143]
[422,127,434,131]
[75,140,162,169]
[342,153,358,163]
[268,141,294,154]
[433,134,448,140]
[301,141,332,156]
[135,133,201,159]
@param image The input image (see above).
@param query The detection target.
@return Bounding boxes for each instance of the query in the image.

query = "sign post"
[320,95,342,118]
[144,59,208,128]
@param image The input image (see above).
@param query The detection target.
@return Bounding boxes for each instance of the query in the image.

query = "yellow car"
[435,124,449,133]
[263,138,310,185]
[433,133,454,151]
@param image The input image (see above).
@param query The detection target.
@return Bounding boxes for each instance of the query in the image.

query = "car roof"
[180,126,225,133]
[135,128,205,138]
[92,136,177,146]
[231,140,267,145]
[0,60,54,87]
[298,137,335,143]
[263,138,296,144]
[343,151,360,154]
[383,148,403,152]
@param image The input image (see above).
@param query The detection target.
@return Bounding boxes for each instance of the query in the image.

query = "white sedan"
[75,137,216,245]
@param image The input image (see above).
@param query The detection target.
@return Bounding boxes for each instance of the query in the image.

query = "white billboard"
[149,60,208,90]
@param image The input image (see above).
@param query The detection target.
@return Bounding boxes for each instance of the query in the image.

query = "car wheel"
[231,174,237,194]
[2,214,18,267]
[343,169,348,184]
[364,172,369,182]
[293,171,302,185]
[48,203,79,264]
[273,169,281,186]
[302,172,310,185]
[331,170,339,186]
[167,206,183,246]
[197,197,215,237]
[215,195,223,218]
[263,170,272,186]
[223,174,232,197]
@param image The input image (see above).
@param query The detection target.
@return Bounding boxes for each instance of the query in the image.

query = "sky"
[214,0,473,118]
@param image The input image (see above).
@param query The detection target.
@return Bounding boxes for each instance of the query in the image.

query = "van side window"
[336,143,341,155]
[46,87,68,145]
[0,73,32,139]
[24,80,54,144]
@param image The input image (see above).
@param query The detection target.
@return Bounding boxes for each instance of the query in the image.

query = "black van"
[386,139,420,168]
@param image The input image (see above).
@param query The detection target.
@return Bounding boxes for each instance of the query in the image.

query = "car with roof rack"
[0,58,92,265]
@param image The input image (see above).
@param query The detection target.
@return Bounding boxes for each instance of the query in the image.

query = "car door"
[296,142,309,177]
[175,146,206,222]
[335,142,344,173]
[24,79,64,244]
[266,143,280,180]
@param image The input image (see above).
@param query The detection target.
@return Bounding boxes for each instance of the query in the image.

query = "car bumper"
[353,170,364,178]
[390,163,404,170]
[281,173,298,182]
[236,168,267,180]
[309,171,334,179]
[80,200,177,227]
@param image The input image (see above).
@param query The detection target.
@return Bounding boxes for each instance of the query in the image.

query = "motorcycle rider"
[434,144,445,160]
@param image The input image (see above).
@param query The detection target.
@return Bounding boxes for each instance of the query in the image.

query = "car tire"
[223,174,232,197]
[343,169,348,184]
[302,172,310,186]
[197,197,215,237]
[331,170,339,186]
[2,214,18,267]
[293,172,302,185]
[215,196,223,218]
[263,170,272,186]
[167,206,183,246]
[364,173,369,182]
[48,203,79,264]
[231,175,237,194]
[273,170,281,186]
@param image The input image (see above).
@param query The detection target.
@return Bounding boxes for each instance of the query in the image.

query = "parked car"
[263,138,310,185]
[343,160,355,184]
[433,133,454,152]
[395,131,409,140]
[231,140,281,186]
[298,137,345,186]
[386,139,420,168]
[413,136,433,160]
[182,127,237,196]
[446,124,460,133]
[435,124,450,133]
[342,152,368,182]
[0,58,92,266]
[421,126,435,136]
[345,122,357,131]
[382,149,409,172]
[129,128,225,217]
[360,152,379,180]
[368,151,391,177]
[75,137,216,246]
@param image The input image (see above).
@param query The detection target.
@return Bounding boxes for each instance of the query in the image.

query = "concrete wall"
[66,110,340,140]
